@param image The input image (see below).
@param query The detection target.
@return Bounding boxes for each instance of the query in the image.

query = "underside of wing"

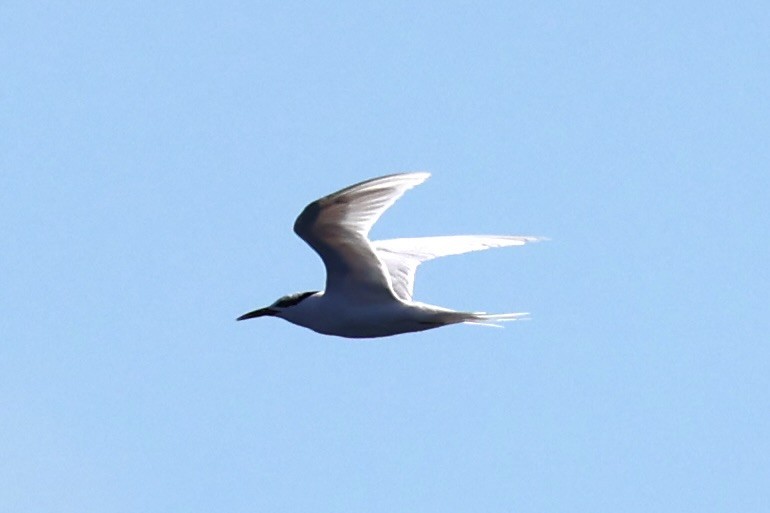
[293,172,431,301]
[373,235,543,301]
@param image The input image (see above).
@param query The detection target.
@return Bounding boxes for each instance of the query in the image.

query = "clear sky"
[2,1,769,512]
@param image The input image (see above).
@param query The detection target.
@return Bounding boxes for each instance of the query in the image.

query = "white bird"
[237,172,543,338]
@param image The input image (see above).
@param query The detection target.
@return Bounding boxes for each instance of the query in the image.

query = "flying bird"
[237,172,543,338]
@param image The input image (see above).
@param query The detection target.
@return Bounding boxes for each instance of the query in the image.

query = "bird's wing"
[293,172,431,302]
[373,235,543,301]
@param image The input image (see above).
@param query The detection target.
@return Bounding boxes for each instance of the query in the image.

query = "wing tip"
[378,171,431,186]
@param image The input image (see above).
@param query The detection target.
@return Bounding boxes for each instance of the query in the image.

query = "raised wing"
[373,235,543,301]
[293,172,431,302]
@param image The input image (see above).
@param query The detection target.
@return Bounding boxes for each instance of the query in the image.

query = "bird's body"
[268,292,448,338]
[271,291,498,338]
[237,172,543,338]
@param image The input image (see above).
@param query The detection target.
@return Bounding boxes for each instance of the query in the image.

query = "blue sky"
[2,1,769,511]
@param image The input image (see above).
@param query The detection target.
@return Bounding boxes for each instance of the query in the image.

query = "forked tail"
[461,311,530,328]
[424,307,531,329]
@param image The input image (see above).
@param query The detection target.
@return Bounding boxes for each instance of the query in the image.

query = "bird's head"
[236,291,319,321]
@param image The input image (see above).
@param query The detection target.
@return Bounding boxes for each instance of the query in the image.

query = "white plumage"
[237,172,543,338]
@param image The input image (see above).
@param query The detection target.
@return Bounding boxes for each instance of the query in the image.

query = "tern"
[237,172,543,338]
